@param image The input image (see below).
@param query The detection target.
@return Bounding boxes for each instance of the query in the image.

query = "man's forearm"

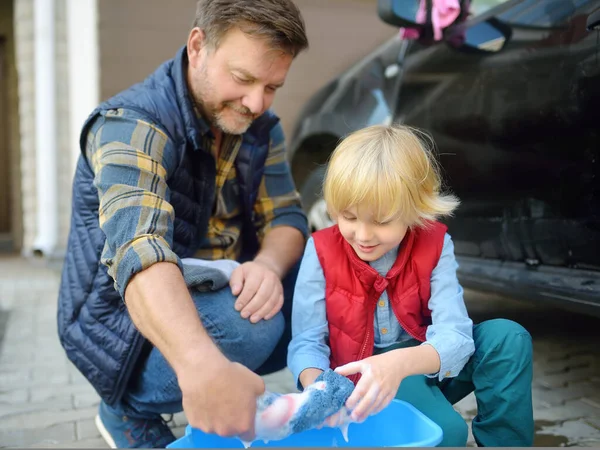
[124,262,224,376]
[254,226,305,279]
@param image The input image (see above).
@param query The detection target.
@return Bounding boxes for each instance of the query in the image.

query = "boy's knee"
[474,319,533,370]
[475,319,532,353]
[437,410,468,447]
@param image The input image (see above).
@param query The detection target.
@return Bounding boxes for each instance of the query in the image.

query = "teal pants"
[374,319,533,447]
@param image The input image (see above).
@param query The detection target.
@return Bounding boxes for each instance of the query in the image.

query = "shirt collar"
[191,102,213,138]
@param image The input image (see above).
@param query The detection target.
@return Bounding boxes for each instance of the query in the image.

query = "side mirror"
[587,8,600,31]
[378,0,427,29]
[448,18,511,54]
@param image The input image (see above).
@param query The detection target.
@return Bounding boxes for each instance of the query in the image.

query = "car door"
[395,0,600,271]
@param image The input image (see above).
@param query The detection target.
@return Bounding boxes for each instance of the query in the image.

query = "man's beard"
[213,102,256,135]
[192,70,257,135]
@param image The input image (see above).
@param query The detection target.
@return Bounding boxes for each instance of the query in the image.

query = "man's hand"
[230,261,284,323]
[334,351,407,423]
[179,353,265,440]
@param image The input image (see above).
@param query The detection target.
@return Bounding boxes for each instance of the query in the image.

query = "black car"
[289,0,600,317]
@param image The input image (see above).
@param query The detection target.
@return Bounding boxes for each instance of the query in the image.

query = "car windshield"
[489,0,595,28]
[472,0,511,16]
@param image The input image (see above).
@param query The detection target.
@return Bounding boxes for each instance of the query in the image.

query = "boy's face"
[335,205,409,262]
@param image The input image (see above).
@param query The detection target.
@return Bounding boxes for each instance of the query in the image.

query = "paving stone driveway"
[0,256,598,447]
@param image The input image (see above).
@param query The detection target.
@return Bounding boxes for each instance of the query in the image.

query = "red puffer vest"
[312,222,447,380]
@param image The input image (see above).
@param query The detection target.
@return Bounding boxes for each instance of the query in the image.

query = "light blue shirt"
[287,233,475,387]
[370,245,404,348]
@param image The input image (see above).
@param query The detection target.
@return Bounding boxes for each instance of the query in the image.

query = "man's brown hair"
[193,0,308,56]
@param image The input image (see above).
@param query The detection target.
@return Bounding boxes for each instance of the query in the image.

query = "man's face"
[187,27,293,135]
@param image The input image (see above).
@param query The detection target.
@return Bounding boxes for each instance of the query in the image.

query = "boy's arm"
[299,368,325,388]
[287,237,331,389]
[422,233,475,380]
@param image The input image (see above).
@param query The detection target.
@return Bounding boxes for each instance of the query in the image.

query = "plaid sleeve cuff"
[260,209,309,240]
[110,234,183,298]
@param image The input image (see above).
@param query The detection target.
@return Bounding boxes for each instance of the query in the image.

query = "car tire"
[300,166,334,232]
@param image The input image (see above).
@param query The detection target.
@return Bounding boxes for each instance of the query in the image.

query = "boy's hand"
[230,261,284,323]
[320,407,351,428]
[334,351,406,422]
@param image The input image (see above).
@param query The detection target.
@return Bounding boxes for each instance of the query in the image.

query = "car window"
[497,0,596,27]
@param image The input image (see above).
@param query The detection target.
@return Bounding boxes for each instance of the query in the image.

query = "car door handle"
[385,63,400,79]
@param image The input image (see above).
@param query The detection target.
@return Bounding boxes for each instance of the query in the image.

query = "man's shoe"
[95,401,176,448]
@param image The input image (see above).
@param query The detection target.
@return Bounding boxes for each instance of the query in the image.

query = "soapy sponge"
[289,369,354,432]
[246,369,354,446]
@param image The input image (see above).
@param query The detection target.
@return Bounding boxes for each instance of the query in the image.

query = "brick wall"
[14,0,36,254]
[0,0,23,251]
[55,0,73,254]
[14,0,73,256]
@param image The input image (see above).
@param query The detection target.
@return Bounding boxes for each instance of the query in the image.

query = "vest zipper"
[358,327,372,361]
[352,304,376,384]
[391,307,424,342]
[351,327,372,385]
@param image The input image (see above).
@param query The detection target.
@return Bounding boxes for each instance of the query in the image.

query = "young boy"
[288,125,534,447]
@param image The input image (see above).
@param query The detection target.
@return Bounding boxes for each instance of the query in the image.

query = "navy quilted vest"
[57,46,279,405]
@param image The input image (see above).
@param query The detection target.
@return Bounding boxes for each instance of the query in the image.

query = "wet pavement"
[0,255,599,447]
[456,289,600,447]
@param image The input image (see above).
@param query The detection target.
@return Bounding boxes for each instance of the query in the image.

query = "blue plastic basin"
[167,399,443,448]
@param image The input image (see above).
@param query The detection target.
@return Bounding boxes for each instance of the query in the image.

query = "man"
[57,0,308,447]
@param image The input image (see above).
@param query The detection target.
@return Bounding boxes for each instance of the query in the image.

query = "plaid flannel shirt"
[85,108,307,295]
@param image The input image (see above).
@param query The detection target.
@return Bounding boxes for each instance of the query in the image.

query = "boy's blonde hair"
[323,124,459,228]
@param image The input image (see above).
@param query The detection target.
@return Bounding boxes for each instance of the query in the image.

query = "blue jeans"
[108,264,299,419]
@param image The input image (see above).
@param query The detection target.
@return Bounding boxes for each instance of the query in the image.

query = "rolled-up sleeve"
[85,108,182,297]
[287,238,331,388]
[422,233,475,381]
[253,122,308,241]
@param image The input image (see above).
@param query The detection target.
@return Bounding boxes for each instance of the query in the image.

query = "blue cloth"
[290,369,354,433]
[182,259,239,292]
[57,45,307,407]
[248,368,354,444]
[288,234,475,387]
